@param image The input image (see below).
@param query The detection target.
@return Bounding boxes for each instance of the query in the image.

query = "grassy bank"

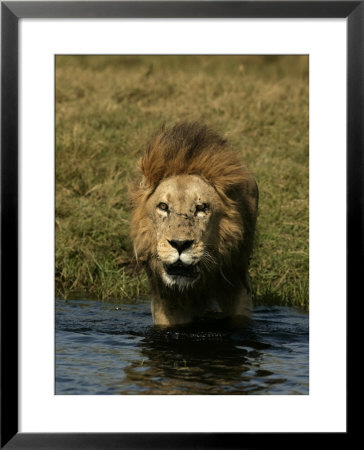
[56,55,309,308]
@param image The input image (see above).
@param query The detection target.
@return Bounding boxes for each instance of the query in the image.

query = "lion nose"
[168,239,194,254]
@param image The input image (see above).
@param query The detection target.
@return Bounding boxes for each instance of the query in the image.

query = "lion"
[130,122,258,326]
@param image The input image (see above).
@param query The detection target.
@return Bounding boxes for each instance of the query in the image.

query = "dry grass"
[56,55,309,308]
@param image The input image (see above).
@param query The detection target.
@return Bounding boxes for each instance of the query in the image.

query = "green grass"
[56,55,309,308]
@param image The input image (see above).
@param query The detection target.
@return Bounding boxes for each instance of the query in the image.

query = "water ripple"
[56,299,308,395]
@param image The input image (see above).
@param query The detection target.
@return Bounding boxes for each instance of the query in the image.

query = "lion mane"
[130,122,258,326]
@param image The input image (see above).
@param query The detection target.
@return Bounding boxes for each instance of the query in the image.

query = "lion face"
[147,174,220,288]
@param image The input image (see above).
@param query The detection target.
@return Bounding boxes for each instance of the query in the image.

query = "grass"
[55,55,309,308]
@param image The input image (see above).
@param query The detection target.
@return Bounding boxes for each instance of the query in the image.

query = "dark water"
[56,298,309,395]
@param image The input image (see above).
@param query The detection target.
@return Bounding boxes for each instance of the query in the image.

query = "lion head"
[130,123,258,326]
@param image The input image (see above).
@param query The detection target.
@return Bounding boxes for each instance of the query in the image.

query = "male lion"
[130,123,258,326]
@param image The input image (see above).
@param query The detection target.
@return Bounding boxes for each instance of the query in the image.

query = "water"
[56,298,309,395]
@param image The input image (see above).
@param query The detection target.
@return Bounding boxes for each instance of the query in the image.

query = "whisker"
[219,267,234,287]
[202,250,217,268]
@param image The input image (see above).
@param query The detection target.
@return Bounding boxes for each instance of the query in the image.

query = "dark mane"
[139,122,250,194]
[158,122,227,162]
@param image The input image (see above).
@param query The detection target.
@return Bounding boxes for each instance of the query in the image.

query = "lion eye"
[157,202,169,212]
[195,203,208,213]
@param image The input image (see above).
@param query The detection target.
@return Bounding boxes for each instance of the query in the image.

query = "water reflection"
[123,323,288,395]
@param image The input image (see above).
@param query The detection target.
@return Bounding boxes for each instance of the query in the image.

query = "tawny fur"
[130,122,258,326]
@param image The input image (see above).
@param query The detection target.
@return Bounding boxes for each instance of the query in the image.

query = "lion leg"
[233,272,253,319]
[151,296,192,327]
[234,287,253,318]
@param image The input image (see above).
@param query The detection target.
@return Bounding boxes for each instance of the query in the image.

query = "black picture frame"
[1,1,358,448]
